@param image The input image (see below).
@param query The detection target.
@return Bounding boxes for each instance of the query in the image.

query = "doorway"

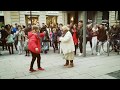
[0,16,4,27]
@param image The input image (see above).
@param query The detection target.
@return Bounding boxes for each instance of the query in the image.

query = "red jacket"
[72,29,78,45]
[28,31,44,54]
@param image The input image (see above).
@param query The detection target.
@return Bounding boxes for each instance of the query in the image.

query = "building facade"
[3,11,68,26]
[67,11,103,25]
[2,11,119,27]
[109,11,120,26]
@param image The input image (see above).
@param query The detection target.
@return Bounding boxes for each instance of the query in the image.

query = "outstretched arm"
[40,32,45,38]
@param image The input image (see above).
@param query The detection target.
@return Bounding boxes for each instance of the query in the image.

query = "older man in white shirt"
[59,26,75,68]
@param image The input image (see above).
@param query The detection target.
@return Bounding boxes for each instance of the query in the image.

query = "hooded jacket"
[28,31,44,54]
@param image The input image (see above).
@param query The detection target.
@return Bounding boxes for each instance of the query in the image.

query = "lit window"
[71,17,74,21]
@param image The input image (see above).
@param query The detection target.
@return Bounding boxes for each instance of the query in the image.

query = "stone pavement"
[0,43,120,79]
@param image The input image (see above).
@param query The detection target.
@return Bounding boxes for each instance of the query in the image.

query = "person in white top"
[91,24,99,55]
[59,25,75,68]
[15,25,25,55]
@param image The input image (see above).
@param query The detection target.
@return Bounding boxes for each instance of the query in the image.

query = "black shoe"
[54,49,55,53]
[44,51,47,54]
[25,55,27,56]
[0,54,2,55]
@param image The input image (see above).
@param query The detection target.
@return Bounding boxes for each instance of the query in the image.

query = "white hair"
[62,25,70,31]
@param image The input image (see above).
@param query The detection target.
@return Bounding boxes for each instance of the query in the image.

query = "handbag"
[6,34,14,43]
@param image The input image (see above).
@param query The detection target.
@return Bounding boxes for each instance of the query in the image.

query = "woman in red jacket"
[71,24,78,55]
[28,25,45,72]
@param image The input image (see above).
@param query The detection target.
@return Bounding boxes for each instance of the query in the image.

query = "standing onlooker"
[16,25,25,55]
[42,29,49,54]
[86,24,93,49]
[97,24,107,55]
[77,20,83,56]
[71,24,78,55]
[0,29,2,55]
[0,26,8,51]
[12,23,18,34]
[91,24,99,55]
[59,26,75,68]
[49,26,53,47]
[12,24,18,51]
[52,28,58,53]
[57,24,63,53]
[5,25,14,55]
[24,35,30,56]
[28,25,45,72]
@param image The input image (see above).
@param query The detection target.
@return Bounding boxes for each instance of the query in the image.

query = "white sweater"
[59,31,75,54]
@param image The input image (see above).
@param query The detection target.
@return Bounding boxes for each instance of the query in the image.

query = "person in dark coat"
[97,24,107,55]
[0,26,8,51]
[108,24,119,52]
[52,28,58,53]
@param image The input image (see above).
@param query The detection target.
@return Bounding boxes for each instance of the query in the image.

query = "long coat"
[59,31,75,54]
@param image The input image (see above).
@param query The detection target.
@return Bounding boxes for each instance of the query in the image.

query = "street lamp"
[83,11,87,57]
[30,11,32,27]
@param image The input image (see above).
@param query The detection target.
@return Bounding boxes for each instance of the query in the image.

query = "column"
[109,11,116,26]
[4,11,12,25]
[10,11,20,25]
[19,11,26,25]
[96,11,102,24]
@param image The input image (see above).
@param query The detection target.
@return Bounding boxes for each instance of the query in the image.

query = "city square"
[0,11,120,79]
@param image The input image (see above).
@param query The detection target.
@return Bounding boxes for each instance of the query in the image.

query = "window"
[25,15,39,25]
[46,16,57,26]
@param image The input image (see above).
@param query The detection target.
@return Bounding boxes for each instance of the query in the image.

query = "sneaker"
[0,54,2,55]
[29,69,36,72]
[97,53,100,56]
[91,53,94,55]
[25,55,27,56]
[78,53,82,56]
[38,67,45,71]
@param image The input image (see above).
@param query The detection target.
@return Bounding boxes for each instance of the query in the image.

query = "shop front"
[25,15,39,26]
[46,11,59,27]
[67,11,78,24]
[46,15,57,26]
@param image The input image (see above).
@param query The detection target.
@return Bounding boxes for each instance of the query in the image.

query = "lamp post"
[83,11,87,57]
[30,11,32,27]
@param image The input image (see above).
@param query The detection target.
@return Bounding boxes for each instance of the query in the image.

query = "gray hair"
[62,25,70,31]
